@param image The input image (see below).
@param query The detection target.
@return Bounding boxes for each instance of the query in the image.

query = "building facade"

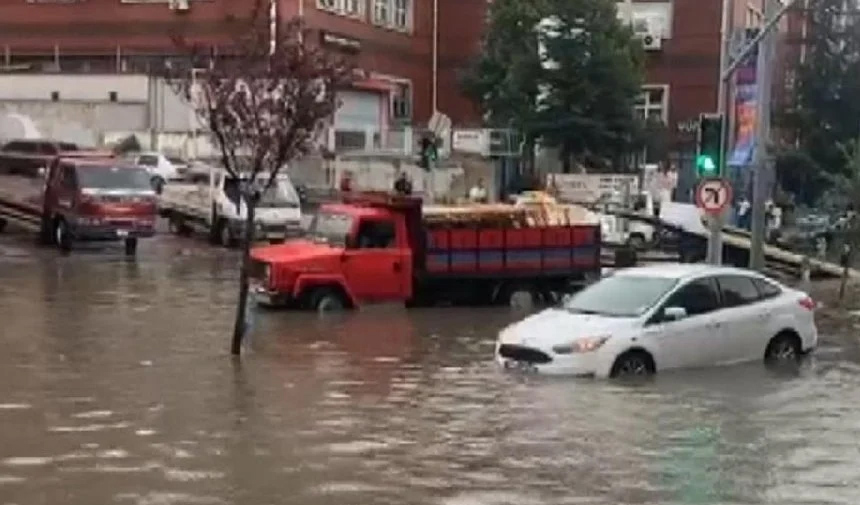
[0,0,486,152]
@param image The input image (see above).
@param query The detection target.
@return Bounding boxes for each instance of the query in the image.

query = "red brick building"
[0,0,486,143]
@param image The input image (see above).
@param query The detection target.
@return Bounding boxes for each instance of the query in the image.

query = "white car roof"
[615,263,770,281]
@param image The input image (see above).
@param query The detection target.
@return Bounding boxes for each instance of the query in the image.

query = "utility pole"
[707,0,733,265]
[711,0,798,268]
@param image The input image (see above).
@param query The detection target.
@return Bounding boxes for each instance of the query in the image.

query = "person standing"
[469,178,488,203]
[393,171,413,195]
[736,196,751,230]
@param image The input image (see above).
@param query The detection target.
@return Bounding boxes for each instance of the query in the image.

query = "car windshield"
[564,274,678,317]
[76,166,152,190]
[308,211,353,247]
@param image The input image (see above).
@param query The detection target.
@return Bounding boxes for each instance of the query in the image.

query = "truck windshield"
[308,212,353,247]
[76,166,152,190]
[255,179,300,208]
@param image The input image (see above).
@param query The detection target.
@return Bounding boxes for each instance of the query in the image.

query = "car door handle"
[393,262,401,272]
[707,322,722,329]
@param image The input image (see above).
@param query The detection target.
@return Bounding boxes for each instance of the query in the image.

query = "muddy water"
[1,232,859,504]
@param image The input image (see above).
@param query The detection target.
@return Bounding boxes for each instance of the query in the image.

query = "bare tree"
[167,3,356,354]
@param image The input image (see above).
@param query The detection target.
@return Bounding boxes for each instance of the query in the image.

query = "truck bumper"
[73,222,156,241]
[250,284,294,308]
[233,220,303,242]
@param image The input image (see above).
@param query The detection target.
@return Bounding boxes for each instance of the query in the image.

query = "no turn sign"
[695,178,733,215]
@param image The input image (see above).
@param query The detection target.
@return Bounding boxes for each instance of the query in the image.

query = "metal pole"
[749,0,777,271]
[707,0,733,265]
[721,0,799,81]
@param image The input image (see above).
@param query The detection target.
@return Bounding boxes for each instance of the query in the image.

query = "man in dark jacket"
[393,171,413,195]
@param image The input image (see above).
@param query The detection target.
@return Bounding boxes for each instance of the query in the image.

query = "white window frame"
[392,0,410,30]
[373,0,412,32]
[634,84,669,124]
[390,79,413,121]
[317,0,364,18]
[373,0,390,25]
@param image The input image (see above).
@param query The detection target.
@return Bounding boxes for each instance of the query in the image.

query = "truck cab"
[39,155,157,255]
[251,197,414,310]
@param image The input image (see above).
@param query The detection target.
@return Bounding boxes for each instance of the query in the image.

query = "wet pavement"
[1,230,860,504]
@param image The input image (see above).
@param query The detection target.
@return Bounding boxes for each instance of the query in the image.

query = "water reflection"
[0,233,859,504]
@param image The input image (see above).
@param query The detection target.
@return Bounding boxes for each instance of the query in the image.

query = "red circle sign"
[695,178,733,215]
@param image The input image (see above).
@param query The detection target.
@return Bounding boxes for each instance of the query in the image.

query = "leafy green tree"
[464,0,644,171]
[783,0,860,195]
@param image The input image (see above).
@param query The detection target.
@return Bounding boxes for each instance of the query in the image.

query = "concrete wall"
[0,74,202,146]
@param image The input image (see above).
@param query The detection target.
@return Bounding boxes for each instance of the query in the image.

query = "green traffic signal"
[696,154,717,175]
[696,113,724,177]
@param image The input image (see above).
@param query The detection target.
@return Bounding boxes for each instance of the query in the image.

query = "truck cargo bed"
[422,224,601,277]
[0,174,45,229]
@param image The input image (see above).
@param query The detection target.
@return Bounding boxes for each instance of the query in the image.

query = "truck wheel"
[627,233,646,251]
[309,288,346,312]
[168,216,191,236]
[124,238,138,256]
[39,215,53,245]
[54,219,72,253]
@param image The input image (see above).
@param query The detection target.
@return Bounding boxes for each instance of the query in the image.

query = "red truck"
[0,153,158,255]
[249,193,601,310]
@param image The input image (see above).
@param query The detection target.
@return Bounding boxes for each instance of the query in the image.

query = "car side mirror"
[663,306,687,321]
[345,235,358,249]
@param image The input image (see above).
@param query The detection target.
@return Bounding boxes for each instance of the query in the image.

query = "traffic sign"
[695,178,732,215]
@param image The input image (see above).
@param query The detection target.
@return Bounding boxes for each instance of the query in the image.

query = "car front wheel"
[610,350,655,378]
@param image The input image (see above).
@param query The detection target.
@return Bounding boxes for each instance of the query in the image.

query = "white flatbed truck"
[158,168,302,247]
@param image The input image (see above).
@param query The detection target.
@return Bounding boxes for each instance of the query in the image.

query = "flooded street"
[2,232,860,505]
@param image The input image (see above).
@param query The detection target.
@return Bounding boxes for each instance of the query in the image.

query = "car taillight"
[799,296,816,311]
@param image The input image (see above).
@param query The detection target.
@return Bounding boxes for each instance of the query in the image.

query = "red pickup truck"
[249,193,601,310]
[0,153,157,255]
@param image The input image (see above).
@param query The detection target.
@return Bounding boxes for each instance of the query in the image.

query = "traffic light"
[696,113,724,177]
[418,135,438,171]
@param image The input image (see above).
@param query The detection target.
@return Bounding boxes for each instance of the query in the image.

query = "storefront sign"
[320,31,361,53]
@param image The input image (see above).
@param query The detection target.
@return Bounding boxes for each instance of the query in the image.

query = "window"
[334,131,367,152]
[662,278,720,317]
[634,85,668,124]
[137,155,159,167]
[564,275,678,318]
[752,277,782,299]
[355,220,396,249]
[317,0,363,17]
[373,0,390,24]
[373,0,411,30]
[392,82,412,120]
[60,165,77,190]
[393,0,410,29]
[717,275,761,307]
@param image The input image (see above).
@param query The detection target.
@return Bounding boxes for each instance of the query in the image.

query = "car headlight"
[552,336,610,355]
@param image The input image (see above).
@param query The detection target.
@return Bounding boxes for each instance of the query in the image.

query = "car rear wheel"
[765,332,801,363]
[151,176,166,194]
[610,350,655,378]
[168,216,191,236]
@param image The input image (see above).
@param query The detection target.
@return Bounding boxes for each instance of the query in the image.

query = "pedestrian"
[736,196,751,230]
[469,178,488,203]
[393,171,413,196]
[339,170,352,193]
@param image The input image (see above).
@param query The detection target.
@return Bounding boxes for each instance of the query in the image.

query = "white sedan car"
[495,264,818,378]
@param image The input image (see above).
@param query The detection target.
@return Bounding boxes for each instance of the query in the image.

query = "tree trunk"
[231,192,258,355]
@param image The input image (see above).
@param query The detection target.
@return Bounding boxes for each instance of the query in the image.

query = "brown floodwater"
[1,231,860,505]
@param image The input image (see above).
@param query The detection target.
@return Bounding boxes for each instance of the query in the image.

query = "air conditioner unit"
[640,32,662,51]
[170,0,190,11]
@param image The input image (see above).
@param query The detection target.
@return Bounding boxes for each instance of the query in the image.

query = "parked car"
[0,139,79,175]
[127,152,188,192]
[495,264,817,378]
